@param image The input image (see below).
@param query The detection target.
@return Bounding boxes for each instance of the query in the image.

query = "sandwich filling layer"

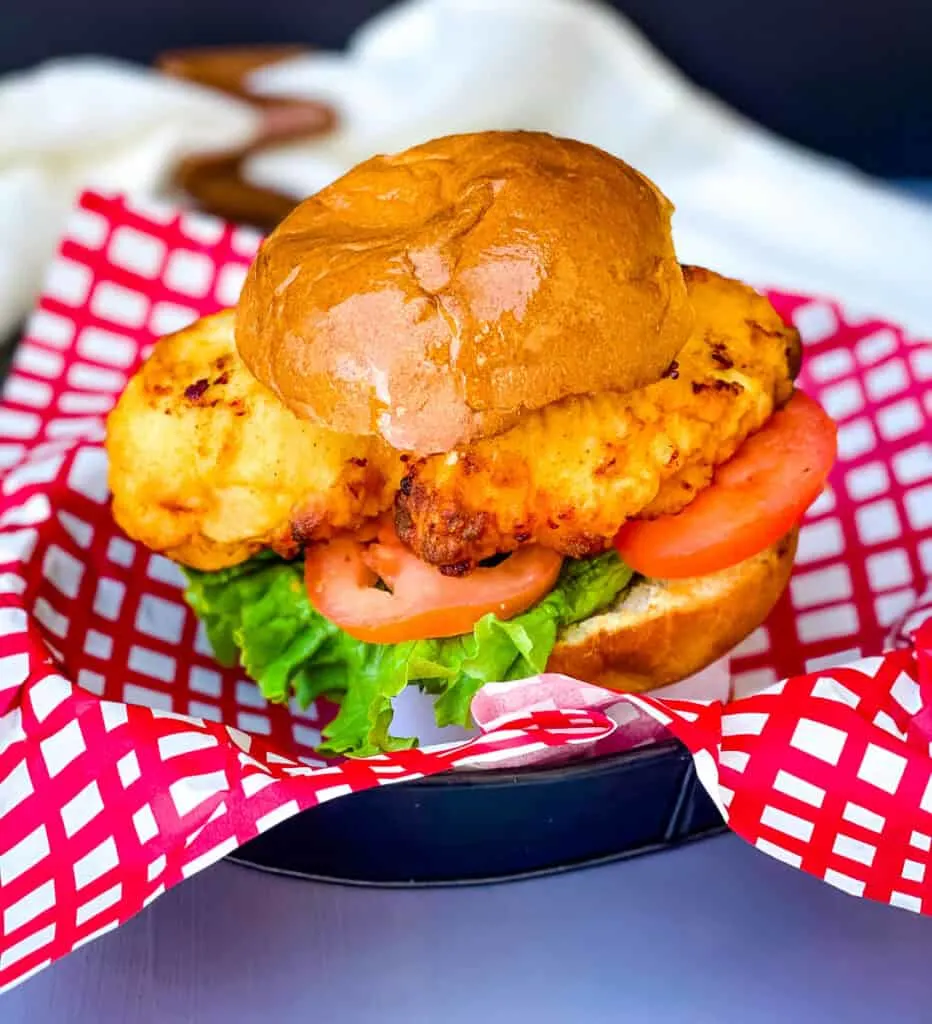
[107,268,798,574]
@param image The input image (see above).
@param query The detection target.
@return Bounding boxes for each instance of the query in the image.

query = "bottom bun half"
[547,530,798,693]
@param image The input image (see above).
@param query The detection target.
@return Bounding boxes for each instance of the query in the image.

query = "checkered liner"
[0,192,928,992]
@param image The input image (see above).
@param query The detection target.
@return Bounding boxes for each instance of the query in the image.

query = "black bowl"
[230,739,726,886]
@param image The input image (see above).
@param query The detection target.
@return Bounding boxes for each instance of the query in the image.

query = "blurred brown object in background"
[157,46,336,230]
[158,45,307,96]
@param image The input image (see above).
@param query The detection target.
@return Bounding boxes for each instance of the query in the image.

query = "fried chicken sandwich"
[106,131,836,755]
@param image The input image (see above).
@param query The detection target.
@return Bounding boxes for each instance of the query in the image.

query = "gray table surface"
[5,832,932,1023]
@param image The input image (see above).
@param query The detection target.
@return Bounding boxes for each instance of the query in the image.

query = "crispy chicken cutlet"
[105,130,836,756]
[394,267,801,569]
[109,269,798,575]
[107,310,404,571]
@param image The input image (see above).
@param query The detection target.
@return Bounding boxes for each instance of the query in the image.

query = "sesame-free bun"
[546,530,798,691]
[236,130,693,455]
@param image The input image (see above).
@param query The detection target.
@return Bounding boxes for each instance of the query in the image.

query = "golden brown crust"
[394,269,800,569]
[235,130,693,454]
[105,310,404,571]
[546,530,798,691]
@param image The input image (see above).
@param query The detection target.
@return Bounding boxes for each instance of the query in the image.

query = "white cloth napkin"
[0,57,258,341]
[245,0,932,335]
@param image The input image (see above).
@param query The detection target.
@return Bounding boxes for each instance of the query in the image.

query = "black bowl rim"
[405,737,685,788]
[228,737,721,887]
[226,821,725,889]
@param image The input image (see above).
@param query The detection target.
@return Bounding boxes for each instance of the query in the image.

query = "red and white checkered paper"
[0,191,929,992]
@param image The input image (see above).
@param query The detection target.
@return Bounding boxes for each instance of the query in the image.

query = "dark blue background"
[4,0,931,176]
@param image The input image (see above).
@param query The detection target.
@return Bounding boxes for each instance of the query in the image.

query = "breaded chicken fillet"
[395,268,800,569]
[107,310,404,571]
[108,269,797,575]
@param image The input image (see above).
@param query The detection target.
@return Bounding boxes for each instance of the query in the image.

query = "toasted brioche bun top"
[236,130,693,454]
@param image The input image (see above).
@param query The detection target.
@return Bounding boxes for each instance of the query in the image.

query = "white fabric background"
[245,0,932,334]
[0,58,257,341]
[1,0,930,343]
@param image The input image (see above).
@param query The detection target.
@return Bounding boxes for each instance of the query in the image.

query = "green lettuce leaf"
[182,550,632,758]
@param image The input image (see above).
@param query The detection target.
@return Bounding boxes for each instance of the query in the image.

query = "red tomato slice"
[305,525,563,644]
[614,391,837,579]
